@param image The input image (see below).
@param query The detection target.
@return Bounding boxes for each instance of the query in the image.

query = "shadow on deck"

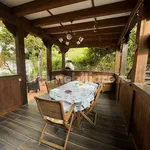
[0,93,135,150]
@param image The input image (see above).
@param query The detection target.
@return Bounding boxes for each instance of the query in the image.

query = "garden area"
[0,21,149,82]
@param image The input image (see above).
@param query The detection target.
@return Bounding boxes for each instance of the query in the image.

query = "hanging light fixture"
[58,19,85,45]
[79,37,84,42]
[65,41,70,46]
[77,41,80,45]
[66,33,72,40]
[59,38,63,43]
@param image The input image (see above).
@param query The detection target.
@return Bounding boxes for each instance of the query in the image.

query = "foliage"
[0,21,143,78]
[25,34,46,79]
[52,45,62,71]
[0,21,16,74]
[126,25,137,75]
[67,47,115,72]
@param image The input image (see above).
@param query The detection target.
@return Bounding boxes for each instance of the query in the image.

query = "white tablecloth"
[49,81,98,112]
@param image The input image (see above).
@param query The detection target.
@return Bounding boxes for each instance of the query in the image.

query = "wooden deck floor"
[0,93,135,150]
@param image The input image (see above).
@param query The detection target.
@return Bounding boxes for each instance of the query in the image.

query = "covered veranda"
[0,0,150,150]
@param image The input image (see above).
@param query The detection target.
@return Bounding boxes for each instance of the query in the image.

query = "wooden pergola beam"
[56,33,120,41]
[0,2,19,26]
[53,26,123,37]
[71,38,119,44]
[118,0,143,44]
[68,42,116,48]
[32,1,133,27]
[120,43,128,76]
[12,0,87,17]
[115,50,121,73]
[131,2,150,83]
[15,27,28,105]
[0,3,64,48]
[45,17,128,34]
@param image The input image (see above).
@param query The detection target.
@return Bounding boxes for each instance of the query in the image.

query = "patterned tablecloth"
[49,81,98,112]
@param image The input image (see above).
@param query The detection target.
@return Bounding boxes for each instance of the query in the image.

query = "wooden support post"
[15,27,27,105]
[43,39,52,81]
[46,43,52,81]
[120,43,128,76]
[131,4,150,83]
[115,50,121,73]
[62,50,65,71]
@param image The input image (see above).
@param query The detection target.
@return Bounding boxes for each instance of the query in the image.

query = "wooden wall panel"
[117,75,150,150]
[0,76,22,116]
[131,92,150,150]
[118,79,133,130]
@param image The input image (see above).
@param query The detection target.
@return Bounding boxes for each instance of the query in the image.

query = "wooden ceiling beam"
[0,2,19,26]
[53,26,123,37]
[56,34,120,42]
[118,0,143,44]
[68,42,116,48]
[71,37,119,42]
[45,17,128,34]
[0,2,64,47]
[32,1,133,27]
[12,0,87,17]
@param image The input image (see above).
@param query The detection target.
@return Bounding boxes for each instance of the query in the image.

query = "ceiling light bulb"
[65,41,70,45]
[79,37,84,42]
[77,41,80,45]
[66,34,72,40]
[59,38,63,43]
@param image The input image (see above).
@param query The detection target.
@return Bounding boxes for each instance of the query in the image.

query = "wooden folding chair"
[34,96,75,150]
[79,84,102,128]
[45,79,59,93]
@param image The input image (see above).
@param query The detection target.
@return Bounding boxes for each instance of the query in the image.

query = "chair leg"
[80,111,96,128]
[64,114,74,150]
[38,123,47,146]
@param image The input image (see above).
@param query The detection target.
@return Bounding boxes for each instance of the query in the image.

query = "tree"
[0,21,16,75]
[67,47,115,72]
[52,45,62,71]
[126,25,137,75]
[25,34,46,79]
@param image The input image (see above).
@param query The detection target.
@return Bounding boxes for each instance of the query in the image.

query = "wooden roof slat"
[71,38,118,43]
[54,27,123,37]
[56,34,120,42]
[0,2,65,48]
[68,41,116,48]
[12,0,87,17]
[45,17,128,34]
[118,0,143,44]
[32,1,133,27]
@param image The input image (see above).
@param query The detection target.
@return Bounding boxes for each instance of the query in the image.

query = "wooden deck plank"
[0,139,18,150]
[0,125,27,148]
[81,122,130,139]
[0,117,7,123]
[55,129,121,150]
[0,93,135,150]
[72,127,134,149]
[0,119,41,141]
[19,139,53,150]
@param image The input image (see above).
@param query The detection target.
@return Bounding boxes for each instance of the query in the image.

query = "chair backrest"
[45,80,58,93]
[92,85,102,107]
[35,96,65,120]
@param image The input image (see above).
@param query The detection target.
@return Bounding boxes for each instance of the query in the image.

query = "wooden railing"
[52,70,114,81]
[0,75,22,116]
[116,75,150,150]
[52,71,115,92]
